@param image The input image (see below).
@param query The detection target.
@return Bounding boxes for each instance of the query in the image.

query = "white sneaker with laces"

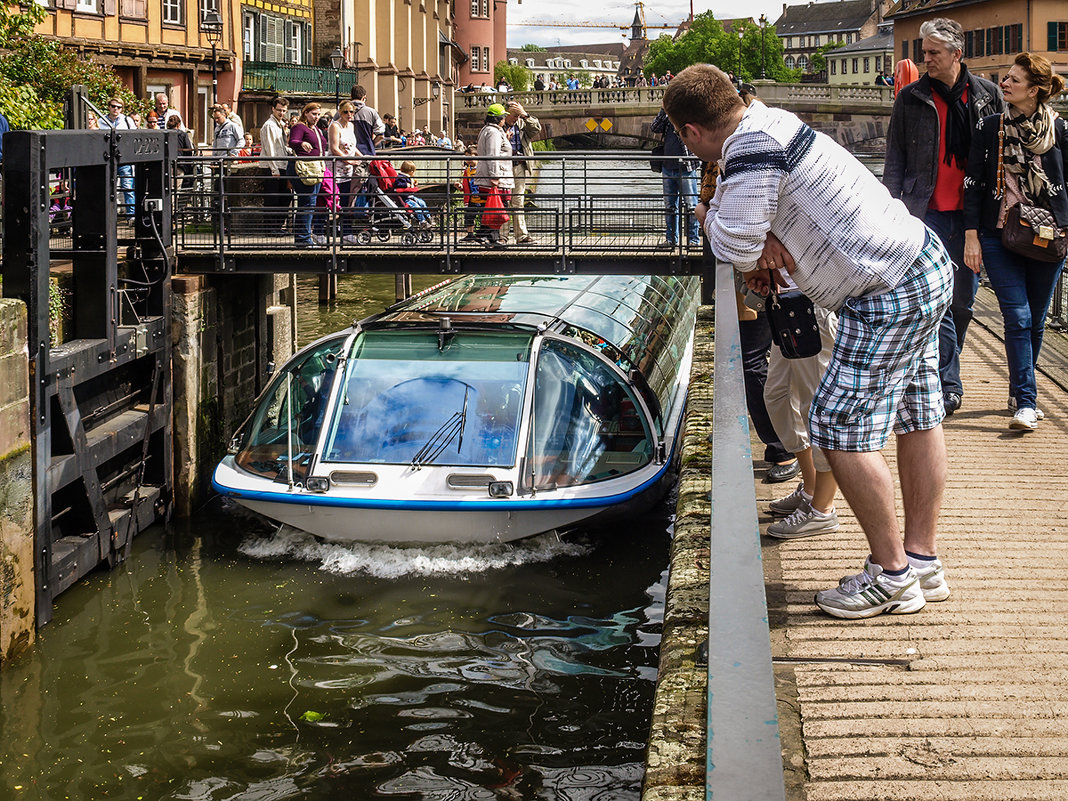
[814,559,926,619]
[766,502,839,539]
[768,482,809,517]
[905,554,950,602]
[1008,396,1044,420]
[1010,407,1039,431]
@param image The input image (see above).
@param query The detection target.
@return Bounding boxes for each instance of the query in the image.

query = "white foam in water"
[238,526,591,578]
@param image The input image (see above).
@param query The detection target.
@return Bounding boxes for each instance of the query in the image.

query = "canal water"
[1,191,675,799]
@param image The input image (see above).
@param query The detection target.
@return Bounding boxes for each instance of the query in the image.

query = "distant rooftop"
[774,0,880,35]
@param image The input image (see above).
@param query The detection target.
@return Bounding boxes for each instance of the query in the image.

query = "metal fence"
[171,149,703,259]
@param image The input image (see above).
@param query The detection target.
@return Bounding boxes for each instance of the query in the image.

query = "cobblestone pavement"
[761,287,1068,801]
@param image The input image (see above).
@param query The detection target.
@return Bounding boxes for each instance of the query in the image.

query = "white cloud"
[506,0,789,48]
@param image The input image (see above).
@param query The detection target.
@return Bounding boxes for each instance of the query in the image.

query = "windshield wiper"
[410,386,469,470]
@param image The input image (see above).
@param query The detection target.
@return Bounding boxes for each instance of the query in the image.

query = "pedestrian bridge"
[173,151,708,277]
[453,83,896,146]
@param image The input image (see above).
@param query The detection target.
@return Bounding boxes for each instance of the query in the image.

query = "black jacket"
[963,112,1068,232]
[883,71,1004,218]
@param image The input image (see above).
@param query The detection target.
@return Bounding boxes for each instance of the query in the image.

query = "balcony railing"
[242,61,361,96]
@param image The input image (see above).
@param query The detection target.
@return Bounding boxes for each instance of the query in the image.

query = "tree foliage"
[810,40,845,73]
[0,0,146,129]
[644,12,800,83]
[519,44,546,52]
[493,61,532,92]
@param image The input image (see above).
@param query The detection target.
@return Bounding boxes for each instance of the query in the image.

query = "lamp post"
[202,9,223,105]
[759,14,767,79]
[737,29,743,81]
[330,46,344,111]
[413,80,441,108]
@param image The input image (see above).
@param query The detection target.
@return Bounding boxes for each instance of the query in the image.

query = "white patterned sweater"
[706,101,927,311]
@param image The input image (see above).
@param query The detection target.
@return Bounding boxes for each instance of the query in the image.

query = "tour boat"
[212,274,699,543]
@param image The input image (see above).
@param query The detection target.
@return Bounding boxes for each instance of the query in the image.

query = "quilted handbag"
[1001,202,1068,264]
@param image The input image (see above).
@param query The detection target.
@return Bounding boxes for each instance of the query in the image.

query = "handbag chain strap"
[995,116,1006,200]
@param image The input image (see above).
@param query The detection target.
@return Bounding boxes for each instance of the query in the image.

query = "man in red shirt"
[884,17,1004,416]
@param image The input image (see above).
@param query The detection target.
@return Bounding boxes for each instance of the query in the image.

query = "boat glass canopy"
[322,330,532,468]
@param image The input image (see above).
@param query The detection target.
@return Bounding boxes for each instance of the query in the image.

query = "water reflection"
[0,501,671,800]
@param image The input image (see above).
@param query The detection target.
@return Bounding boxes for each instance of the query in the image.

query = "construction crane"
[511,1,684,38]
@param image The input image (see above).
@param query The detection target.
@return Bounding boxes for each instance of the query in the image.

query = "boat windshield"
[529,338,652,489]
[234,335,347,481]
[322,330,532,467]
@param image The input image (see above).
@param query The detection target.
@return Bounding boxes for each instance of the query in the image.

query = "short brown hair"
[1013,52,1066,105]
[400,160,417,174]
[662,64,744,131]
[300,102,321,121]
[272,96,289,109]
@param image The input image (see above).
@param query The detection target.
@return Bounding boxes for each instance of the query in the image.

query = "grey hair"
[919,18,965,53]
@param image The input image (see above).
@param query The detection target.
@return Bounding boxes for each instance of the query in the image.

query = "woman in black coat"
[963,53,1068,431]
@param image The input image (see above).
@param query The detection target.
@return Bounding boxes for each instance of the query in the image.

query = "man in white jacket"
[259,96,292,236]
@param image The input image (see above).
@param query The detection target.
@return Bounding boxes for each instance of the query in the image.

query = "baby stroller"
[352,160,434,246]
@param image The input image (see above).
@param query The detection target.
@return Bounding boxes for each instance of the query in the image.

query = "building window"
[162,0,181,23]
[470,0,479,17]
[258,14,285,63]
[797,55,809,70]
[579,59,588,68]
[973,29,985,57]
[471,46,480,71]
[786,36,792,49]
[852,58,859,74]
[76,0,97,11]
[284,20,303,64]
[509,57,517,65]
[1049,21,1068,51]
[863,57,870,73]
[525,58,534,67]
[875,56,881,72]
[912,38,923,62]
[1005,23,1022,53]
[830,60,836,75]
[481,0,489,16]
[242,12,255,59]
[902,40,908,60]
[784,55,795,69]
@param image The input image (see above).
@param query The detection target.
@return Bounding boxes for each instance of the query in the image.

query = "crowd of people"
[677,16,1066,620]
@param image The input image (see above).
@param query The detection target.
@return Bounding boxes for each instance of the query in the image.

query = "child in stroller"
[350,159,433,245]
[394,161,433,229]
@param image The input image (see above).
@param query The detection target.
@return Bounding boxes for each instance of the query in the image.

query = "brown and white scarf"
[1002,103,1059,206]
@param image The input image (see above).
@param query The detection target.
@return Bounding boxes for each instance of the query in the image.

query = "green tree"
[494,60,533,92]
[810,40,845,74]
[644,12,799,83]
[0,0,146,129]
[519,44,546,52]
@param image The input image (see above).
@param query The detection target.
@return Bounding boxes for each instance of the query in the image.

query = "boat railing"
[706,257,787,799]
[170,150,702,262]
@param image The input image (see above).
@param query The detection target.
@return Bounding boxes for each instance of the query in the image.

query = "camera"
[743,288,766,313]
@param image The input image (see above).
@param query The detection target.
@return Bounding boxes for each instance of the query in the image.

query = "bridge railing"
[459,86,667,110]
[172,149,702,264]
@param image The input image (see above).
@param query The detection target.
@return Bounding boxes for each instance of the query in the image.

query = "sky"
[506,0,794,49]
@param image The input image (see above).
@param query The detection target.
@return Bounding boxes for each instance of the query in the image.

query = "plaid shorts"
[809,230,953,452]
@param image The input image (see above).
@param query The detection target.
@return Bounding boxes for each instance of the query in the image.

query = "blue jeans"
[405,196,430,224]
[980,231,1065,410]
[292,178,321,243]
[925,210,977,398]
[662,168,699,245]
[118,164,135,217]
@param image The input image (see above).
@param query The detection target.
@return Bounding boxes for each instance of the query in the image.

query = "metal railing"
[242,61,362,96]
[707,257,787,800]
[171,150,704,268]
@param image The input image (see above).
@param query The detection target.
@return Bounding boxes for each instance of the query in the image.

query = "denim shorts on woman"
[809,230,953,452]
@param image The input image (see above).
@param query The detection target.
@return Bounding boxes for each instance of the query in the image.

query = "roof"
[506,47,624,70]
[516,42,626,57]
[773,0,879,35]
[884,0,970,19]
[831,25,894,54]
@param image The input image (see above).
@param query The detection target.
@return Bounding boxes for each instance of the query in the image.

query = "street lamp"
[330,46,344,111]
[202,9,223,105]
[413,80,441,108]
[737,29,744,81]
[759,14,767,79]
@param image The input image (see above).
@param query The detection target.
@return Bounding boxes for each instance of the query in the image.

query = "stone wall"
[171,274,295,516]
[0,299,34,665]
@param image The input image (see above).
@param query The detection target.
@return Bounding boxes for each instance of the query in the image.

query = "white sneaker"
[768,481,809,517]
[1009,407,1039,431]
[906,554,950,602]
[766,502,839,539]
[1008,396,1044,420]
[814,559,926,619]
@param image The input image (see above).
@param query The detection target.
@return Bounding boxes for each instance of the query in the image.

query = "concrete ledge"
[643,306,713,799]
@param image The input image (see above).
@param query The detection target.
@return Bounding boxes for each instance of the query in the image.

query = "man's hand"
[744,269,777,296]
[695,202,709,225]
[757,232,796,275]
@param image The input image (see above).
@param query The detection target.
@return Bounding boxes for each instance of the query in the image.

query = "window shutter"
[102,0,115,15]
[284,19,293,63]
[57,0,77,10]
[258,14,268,61]
[304,23,311,65]
[1049,21,1059,52]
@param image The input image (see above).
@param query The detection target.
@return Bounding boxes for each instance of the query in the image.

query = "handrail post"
[707,257,786,801]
